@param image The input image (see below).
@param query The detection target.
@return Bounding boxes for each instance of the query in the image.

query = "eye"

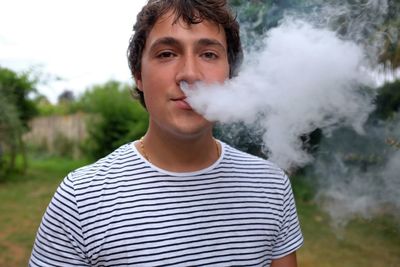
[157,51,176,59]
[201,52,218,60]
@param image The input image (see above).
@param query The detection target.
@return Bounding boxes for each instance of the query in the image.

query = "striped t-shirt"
[30,141,303,267]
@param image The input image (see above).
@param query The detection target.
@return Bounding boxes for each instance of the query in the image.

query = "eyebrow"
[149,37,180,50]
[149,37,226,52]
[197,38,226,50]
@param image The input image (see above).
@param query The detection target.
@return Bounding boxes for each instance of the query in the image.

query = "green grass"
[296,200,400,267]
[0,155,89,267]
[291,176,400,267]
[0,157,399,267]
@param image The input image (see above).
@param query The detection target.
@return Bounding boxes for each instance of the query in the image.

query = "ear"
[134,72,143,91]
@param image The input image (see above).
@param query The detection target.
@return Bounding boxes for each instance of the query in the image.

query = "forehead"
[145,11,227,48]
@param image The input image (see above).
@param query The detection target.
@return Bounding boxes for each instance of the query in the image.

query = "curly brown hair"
[127,0,243,108]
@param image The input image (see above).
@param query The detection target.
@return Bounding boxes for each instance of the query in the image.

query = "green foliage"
[382,0,400,68]
[2,157,400,266]
[213,122,267,158]
[229,0,400,68]
[224,0,400,166]
[0,155,89,266]
[291,173,317,202]
[34,89,82,117]
[78,80,148,159]
[0,91,23,178]
[228,0,305,48]
[0,67,37,128]
[35,97,81,116]
[57,89,75,103]
[0,67,38,179]
[373,80,400,120]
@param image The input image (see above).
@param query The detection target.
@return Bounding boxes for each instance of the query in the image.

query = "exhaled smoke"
[182,0,400,227]
[314,116,400,228]
[183,18,375,170]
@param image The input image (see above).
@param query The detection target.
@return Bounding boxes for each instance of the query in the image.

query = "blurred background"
[0,0,399,266]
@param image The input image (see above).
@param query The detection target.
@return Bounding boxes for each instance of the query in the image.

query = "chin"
[171,123,214,139]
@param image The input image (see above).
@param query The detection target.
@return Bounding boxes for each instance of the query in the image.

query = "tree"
[0,67,38,178]
[229,0,304,48]
[379,0,400,69]
[78,80,148,159]
[372,80,400,120]
[224,0,400,157]
[57,89,75,103]
[0,67,38,128]
[229,0,400,69]
[0,90,24,178]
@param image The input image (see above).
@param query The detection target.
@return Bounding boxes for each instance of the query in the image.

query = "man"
[30,0,303,266]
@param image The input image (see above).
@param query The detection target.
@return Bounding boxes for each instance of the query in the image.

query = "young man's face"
[135,11,230,139]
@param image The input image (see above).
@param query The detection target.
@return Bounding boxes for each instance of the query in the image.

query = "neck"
[136,129,220,172]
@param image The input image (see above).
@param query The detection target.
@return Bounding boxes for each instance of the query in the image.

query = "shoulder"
[66,142,143,188]
[221,141,287,176]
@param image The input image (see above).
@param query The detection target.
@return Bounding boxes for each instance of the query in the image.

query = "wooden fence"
[24,112,88,158]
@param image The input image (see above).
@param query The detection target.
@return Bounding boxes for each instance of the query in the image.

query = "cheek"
[142,63,172,84]
[214,64,230,81]
[202,62,229,81]
[141,70,160,91]
[141,74,165,105]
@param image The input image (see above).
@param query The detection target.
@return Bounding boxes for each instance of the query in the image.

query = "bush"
[373,79,400,120]
[0,67,37,179]
[78,81,148,159]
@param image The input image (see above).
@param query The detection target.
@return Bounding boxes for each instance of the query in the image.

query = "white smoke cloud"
[314,116,400,227]
[183,18,375,170]
[184,0,400,228]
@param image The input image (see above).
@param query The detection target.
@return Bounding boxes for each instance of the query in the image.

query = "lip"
[172,97,192,110]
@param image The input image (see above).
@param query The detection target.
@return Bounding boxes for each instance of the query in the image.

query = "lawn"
[0,156,399,267]
[0,155,90,267]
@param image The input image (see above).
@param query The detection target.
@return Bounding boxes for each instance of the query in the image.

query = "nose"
[176,54,202,86]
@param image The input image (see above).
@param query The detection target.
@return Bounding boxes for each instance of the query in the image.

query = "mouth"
[172,96,193,110]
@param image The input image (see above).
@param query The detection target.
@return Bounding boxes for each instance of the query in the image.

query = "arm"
[271,174,303,264]
[29,175,89,266]
[271,252,298,267]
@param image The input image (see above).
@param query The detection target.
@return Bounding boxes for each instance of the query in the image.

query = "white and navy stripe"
[30,141,303,267]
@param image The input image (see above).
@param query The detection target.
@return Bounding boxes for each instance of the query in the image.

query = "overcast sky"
[0,0,147,102]
[1,0,399,104]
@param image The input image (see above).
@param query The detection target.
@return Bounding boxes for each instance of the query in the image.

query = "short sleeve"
[272,174,304,259]
[29,174,89,266]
